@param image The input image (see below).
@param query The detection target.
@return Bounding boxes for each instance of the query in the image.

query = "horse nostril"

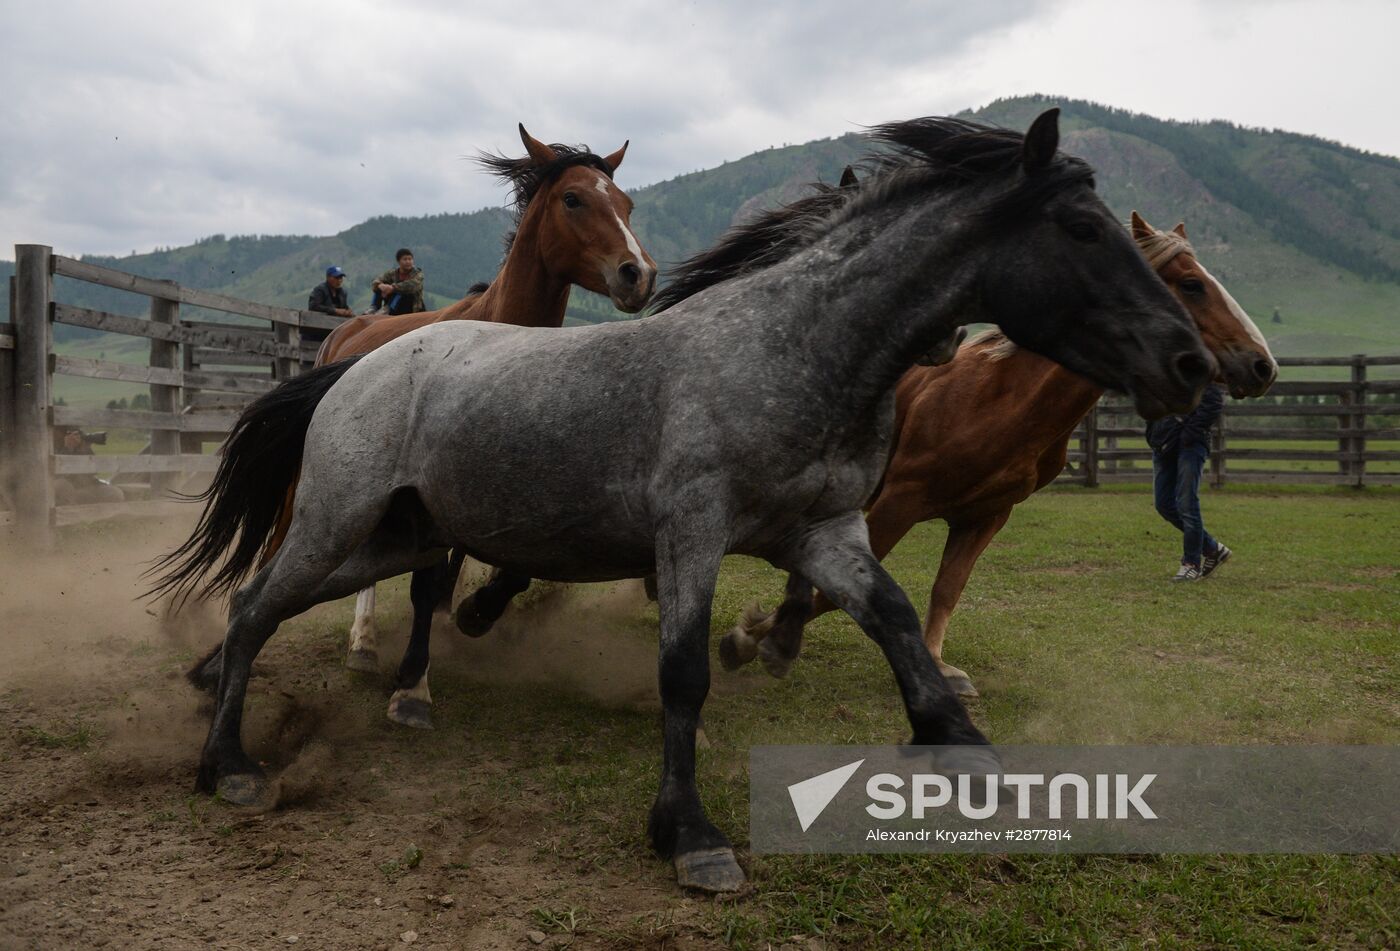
[618,262,641,287]
[1174,351,1211,388]
[1253,358,1276,382]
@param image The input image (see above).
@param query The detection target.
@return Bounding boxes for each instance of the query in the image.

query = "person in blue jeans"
[1146,383,1232,582]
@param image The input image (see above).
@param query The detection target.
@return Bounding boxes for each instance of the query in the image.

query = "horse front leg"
[387,558,453,730]
[647,515,744,894]
[924,511,1011,697]
[345,585,379,672]
[781,513,994,769]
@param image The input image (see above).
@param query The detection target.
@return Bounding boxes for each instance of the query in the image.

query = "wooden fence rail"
[2,245,1397,547]
[1057,354,1400,488]
[1,244,343,547]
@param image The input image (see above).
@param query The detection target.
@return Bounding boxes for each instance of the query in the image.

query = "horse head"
[1132,212,1277,398]
[511,125,656,313]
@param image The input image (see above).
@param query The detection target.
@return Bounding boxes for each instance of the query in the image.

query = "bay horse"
[718,211,1277,694]
[174,125,656,728]
[150,110,1215,893]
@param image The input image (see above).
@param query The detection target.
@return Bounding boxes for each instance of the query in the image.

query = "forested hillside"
[6,96,1399,358]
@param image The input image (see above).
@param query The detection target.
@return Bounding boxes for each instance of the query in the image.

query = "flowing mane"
[651,116,1096,313]
[476,143,616,252]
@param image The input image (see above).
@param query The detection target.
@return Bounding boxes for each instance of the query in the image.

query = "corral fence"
[1059,355,1400,487]
[2,248,1397,548]
[1,244,344,547]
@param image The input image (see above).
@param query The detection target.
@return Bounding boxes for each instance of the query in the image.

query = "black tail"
[145,356,364,605]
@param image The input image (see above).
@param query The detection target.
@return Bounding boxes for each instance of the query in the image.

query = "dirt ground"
[0,520,731,950]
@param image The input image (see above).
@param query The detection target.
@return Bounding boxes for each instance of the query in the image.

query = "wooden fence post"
[1211,407,1227,488]
[1082,404,1099,488]
[1349,354,1366,488]
[12,244,54,547]
[149,284,181,494]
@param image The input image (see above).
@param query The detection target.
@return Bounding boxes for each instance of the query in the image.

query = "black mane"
[650,181,851,313]
[651,116,1095,313]
[476,144,615,252]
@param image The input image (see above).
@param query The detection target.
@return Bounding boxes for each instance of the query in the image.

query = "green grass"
[313,486,1397,949]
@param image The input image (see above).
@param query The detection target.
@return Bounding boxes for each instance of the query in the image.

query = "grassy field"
[3,487,1397,948]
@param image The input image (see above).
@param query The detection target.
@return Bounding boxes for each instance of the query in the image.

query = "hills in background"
[5,95,1400,390]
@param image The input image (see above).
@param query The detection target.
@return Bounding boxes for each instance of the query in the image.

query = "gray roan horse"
[150,110,1214,893]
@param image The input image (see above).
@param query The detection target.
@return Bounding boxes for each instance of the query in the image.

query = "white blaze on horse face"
[1198,263,1275,362]
[594,171,646,267]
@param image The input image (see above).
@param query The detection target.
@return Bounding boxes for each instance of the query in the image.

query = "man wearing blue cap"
[306,265,354,344]
[309,266,354,318]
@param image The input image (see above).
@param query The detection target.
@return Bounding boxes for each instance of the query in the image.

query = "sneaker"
[1171,562,1202,582]
[1201,544,1232,578]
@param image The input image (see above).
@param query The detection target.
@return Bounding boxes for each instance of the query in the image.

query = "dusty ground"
[0,519,728,950]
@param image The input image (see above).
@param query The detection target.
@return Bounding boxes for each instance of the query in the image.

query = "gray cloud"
[1,0,1393,257]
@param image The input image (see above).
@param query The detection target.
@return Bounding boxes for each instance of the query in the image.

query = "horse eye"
[1180,278,1206,295]
[563,192,581,208]
[1067,221,1098,243]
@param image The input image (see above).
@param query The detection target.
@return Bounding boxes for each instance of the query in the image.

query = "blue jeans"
[1153,443,1218,566]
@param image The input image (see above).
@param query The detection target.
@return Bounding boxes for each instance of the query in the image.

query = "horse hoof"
[717,629,757,671]
[935,745,1003,777]
[386,697,433,730]
[757,638,794,679]
[674,847,746,893]
[945,674,979,698]
[454,601,494,638]
[345,648,379,673]
[216,772,279,811]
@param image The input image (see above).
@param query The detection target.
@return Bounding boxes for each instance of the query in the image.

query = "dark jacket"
[1146,383,1225,454]
[371,266,426,313]
[308,281,350,315]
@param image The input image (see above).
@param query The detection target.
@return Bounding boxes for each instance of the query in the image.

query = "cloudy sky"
[1,0,1394,257]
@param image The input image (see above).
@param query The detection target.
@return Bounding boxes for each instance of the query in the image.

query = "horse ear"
[1130,210,1155,242]
[1022,108,1060,170]
[1172,221,1189,239]
[518,124,559,165]
[601,140,629,174]
[839,166,858,188]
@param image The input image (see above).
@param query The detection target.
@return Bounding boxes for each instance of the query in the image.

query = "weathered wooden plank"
[53,354,183,386]
[190,349,277,368]
[55,453,220,475]
[1225,403,1400,417]
[53,256,305,326]
[12,245,55,547]
[181,369,277,395]
[1276,355,1400,367]
[51,405,235,432]
[53,499,194,527]
[53,304,303,359]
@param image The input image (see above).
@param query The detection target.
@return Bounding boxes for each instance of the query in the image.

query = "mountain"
[6,95,1400,365]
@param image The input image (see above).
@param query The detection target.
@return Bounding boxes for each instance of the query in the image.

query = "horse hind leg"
[453,567,531,637]
[387,559,453,730]
[756,574,815,678]
[345,586,379,671]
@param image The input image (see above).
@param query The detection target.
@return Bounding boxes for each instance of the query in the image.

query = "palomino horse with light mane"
[718,211,1276,694]
[171,125,655,728]
[150,111,1215,893]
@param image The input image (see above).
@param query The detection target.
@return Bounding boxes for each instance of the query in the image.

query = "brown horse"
[719,211,1276,695]
[192,124,656,727]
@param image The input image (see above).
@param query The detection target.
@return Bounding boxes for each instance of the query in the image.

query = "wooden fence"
[1,244,343,547]
[2,246,1397,548]
[1059,355,1400,487]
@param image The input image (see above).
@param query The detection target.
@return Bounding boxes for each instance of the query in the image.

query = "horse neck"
[437,214,573,328]
[1037,359,1106,431]
[785,197,984,416]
